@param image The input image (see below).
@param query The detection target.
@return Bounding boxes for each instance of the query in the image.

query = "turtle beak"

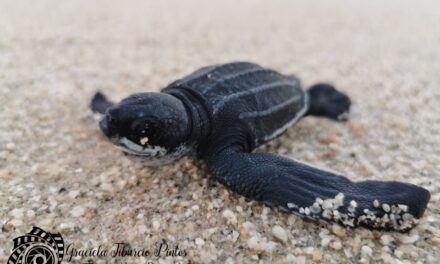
[99,116,115,138]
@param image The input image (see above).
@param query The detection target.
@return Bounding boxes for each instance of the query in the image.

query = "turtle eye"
[130,119,154,137]
[129,120,144,134]
[129,118,161,143]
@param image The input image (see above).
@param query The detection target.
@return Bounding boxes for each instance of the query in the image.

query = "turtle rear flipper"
[207,147,430,232]
[91,91,115,114]
[306,83,351,121]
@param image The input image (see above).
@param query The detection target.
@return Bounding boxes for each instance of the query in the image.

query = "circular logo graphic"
[7,226,64,264]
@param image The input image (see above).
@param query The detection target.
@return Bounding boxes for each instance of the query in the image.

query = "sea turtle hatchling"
[91,62,430,231]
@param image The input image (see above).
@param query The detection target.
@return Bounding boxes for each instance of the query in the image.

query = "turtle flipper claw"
[207,147,430,232]
[91,91,115,114]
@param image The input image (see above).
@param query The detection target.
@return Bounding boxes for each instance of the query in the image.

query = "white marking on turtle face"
[116,137,191,166]
[119,137,167,156]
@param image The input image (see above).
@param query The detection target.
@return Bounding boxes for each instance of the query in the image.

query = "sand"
[1,0,439,263]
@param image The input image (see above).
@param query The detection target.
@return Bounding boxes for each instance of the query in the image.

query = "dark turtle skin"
[91,62,430,232]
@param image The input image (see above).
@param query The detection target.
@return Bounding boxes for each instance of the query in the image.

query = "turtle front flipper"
[206,146,430,232]
[91,91,115,114]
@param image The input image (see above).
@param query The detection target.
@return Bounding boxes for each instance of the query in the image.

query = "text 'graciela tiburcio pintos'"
[65,241,188,261]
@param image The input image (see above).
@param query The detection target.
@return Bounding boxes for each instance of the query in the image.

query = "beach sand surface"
[0,0,439,263]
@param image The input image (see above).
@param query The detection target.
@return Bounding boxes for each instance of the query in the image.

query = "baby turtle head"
[99,93,191,165]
